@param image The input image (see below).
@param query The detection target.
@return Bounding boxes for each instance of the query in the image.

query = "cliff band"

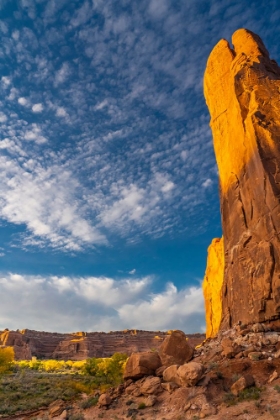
[203,29,280,335]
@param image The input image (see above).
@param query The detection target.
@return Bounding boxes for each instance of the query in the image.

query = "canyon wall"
[0,329,204,360]
[203,28,280,334]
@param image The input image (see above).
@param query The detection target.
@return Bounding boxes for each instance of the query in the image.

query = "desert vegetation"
[0,351,127,416]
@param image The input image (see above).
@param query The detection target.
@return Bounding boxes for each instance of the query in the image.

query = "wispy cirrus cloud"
[0,0,278,254]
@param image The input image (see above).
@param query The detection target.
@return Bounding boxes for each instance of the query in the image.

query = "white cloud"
[1,76,11,86]
[56,107,67,117]
[0,273,205,333]
[148,0,168,19]
[129,269,136,275]
[0,150,107,250]
[0,22,8,34]
[161,181,175,193]
[100,184,147,226]
[7,87,18,101]
[12,30,20,41]
[24,124,47,144]
[54,63,70,86]
[94,99,108,110]
[118,283,205,331]
[70,1,93,27]
[181,150,188,161]
[32,103,43,113]
[0,112,7,123]
[99,173,176,233]
[202,179,213,188]
[18,97,28,106]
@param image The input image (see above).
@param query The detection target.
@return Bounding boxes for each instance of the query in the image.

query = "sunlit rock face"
[203,238,224,338]
[204,29,280,331]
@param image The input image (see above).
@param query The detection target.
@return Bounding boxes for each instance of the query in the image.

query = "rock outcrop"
[123,351,162,380]
[159,330,194,366]
[204,28,280,334]
[203,238,224,338]
[0,328,204,360]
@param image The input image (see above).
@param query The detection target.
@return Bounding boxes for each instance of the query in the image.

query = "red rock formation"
[204,29,280,331]
[159,330,194,366]
[0,328,204,360]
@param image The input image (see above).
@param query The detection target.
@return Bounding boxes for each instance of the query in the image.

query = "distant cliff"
[0,328,204,360]
[203,28,280,336]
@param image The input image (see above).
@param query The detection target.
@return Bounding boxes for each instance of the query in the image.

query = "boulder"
[98,393,112,406]
[268,370,278,384]
[161,381,179,393]
[144,395,157,407]
[159,330,193,366]
[177,362,204,387]
[125,383,140,395]
[204,28,280,333]
[162,365,180,385]
[123,351,162,380]
[140,376,163,395]
[155,366,166,377]
[231,375,255,396]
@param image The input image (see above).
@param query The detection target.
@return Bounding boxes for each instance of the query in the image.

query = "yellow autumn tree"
[0,347,14,374]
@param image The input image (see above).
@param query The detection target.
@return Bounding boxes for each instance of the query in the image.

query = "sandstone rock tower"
[203,29,280,337]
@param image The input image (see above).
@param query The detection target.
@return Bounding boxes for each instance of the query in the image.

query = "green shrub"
[138,402,146,409]
[238,387,261,401]
[80,396,99,409]
[223,392,236,406]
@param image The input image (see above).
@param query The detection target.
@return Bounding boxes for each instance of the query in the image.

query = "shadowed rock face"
[204,28,280,332]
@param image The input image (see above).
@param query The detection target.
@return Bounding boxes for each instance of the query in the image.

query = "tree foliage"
[83,352,128,385]
[0,347,14,374]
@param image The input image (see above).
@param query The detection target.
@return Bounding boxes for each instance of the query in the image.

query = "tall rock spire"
[203,29,280,335]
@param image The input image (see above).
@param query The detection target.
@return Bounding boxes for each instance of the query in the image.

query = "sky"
[0,0,279,334]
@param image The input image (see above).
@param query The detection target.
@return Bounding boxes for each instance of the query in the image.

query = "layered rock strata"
[0,328,204,360]
[204,28,280,334]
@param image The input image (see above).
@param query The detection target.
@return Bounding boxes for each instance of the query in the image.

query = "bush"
[274,385,280,393]
[238,387,261,401]
[83,353,127,386]
[80,396,98,409]
[0,347,14,374]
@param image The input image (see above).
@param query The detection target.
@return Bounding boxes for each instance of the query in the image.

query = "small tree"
[83,357,100,376]
[106,352,128,384]
[0,347,14,374]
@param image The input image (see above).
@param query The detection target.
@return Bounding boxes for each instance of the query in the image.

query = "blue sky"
[0,0,279,333]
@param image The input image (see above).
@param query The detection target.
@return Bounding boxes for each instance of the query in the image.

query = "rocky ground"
[7,322,280,420]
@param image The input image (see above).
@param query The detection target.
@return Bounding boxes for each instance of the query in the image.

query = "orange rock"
[204,28,280,330]
[202,237,224,338]
[159,330,193,366]
[123,351,162,380]
[98,393,112,406]
[230,374,255,396]
[140,376,163,395]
